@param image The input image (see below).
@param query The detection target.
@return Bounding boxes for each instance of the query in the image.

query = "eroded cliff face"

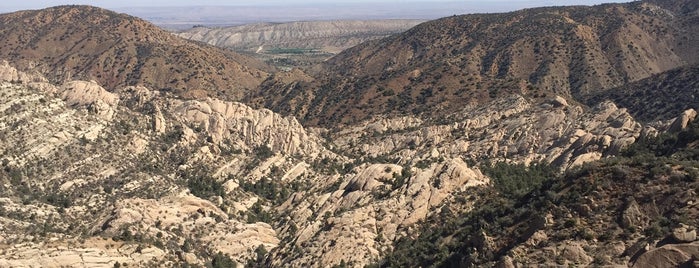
[0,61,694,267]
[176,20,424,53]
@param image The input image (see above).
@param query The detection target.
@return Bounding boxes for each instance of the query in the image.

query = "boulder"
[560,242,593,265]
[668,109,697,133]
[60,80,119,120]
[551,96,568,107]
[620,198,646,229]
[672,224,697,243]
[633,242,699,267]
[495,256,516,268]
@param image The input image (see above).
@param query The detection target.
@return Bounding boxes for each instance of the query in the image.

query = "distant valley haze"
[2,0,633,29]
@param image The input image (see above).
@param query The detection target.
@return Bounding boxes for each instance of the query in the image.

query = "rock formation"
[1,1,698,267]
[177,20,423,54]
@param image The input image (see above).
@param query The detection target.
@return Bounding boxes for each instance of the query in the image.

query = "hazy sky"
[2,0,632,11]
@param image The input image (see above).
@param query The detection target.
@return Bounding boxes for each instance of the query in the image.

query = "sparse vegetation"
[0,1,697,267]
[381,117,699,267]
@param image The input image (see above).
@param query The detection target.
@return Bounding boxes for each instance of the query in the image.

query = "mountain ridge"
[248,0,699,127]
[0,5,271,100]
[0,1,698,267]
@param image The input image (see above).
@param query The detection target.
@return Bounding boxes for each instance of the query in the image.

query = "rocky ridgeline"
[0,62,325,266]
[331,94,661,170]
[172,98,326,157]
[267,95,687,266]
[0,60,696,267]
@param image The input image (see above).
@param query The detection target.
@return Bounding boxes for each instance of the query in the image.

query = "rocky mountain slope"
[383,117,699,267]
[0,61,323,267]
[176,20,423,54]
[0,5,271,100]
[1,1,698,267]
[1,59,696,267]
[248,0,699,126]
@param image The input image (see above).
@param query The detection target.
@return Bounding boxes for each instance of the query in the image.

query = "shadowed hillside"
[584,64,699,122]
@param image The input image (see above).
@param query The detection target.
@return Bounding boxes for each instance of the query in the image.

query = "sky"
[0,0,634,28]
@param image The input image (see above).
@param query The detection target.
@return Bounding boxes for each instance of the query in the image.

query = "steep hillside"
[0,5,271,100]
[0,61,326,267]
[176,20,423,53]
[381,115,699,267]
[2,1,699,267]
[249,0,698,126]
[4,58,694,267]
[584,64,699,122]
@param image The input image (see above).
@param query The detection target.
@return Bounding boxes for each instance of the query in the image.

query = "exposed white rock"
[174,98,326,157]
[59,80,119,120]
[0,60,45,83]
[668,109,697,132]
[0,59,694,268]
[97,192,279,263]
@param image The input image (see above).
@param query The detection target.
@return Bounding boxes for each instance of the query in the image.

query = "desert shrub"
[211,252,236,268]
[480,161,556,199]
[254,145,274,160]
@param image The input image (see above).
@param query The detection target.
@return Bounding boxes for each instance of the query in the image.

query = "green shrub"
[480,161,556,199]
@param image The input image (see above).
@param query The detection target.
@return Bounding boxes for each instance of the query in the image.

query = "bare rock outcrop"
[560,242,593,265]
[672,224,698,243]
[332,94,644,172]
[272,158,488,267]
[668,109,698,133]
[632,242,699,268]
[0,240,168,267]
[0,60,31,83]
[98,192,279,264]
[60,80,119,120]
[173,98,326,156]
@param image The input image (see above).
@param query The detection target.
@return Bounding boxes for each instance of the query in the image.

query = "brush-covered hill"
[584,63,699,122]
[0,5,271,99]
[249,0,699,127]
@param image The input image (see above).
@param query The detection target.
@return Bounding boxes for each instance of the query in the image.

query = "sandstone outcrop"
[60,80,119,120]
[1,58,696,267]
[669,109,698,133]
[633,242,699,268]
[672,224,698,243]
[271,158,488,267]
[0,73,291,266]
[173,98,327,157]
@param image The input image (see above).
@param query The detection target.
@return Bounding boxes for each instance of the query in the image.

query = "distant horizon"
[1,0,633,13]
[0,0,634,29]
